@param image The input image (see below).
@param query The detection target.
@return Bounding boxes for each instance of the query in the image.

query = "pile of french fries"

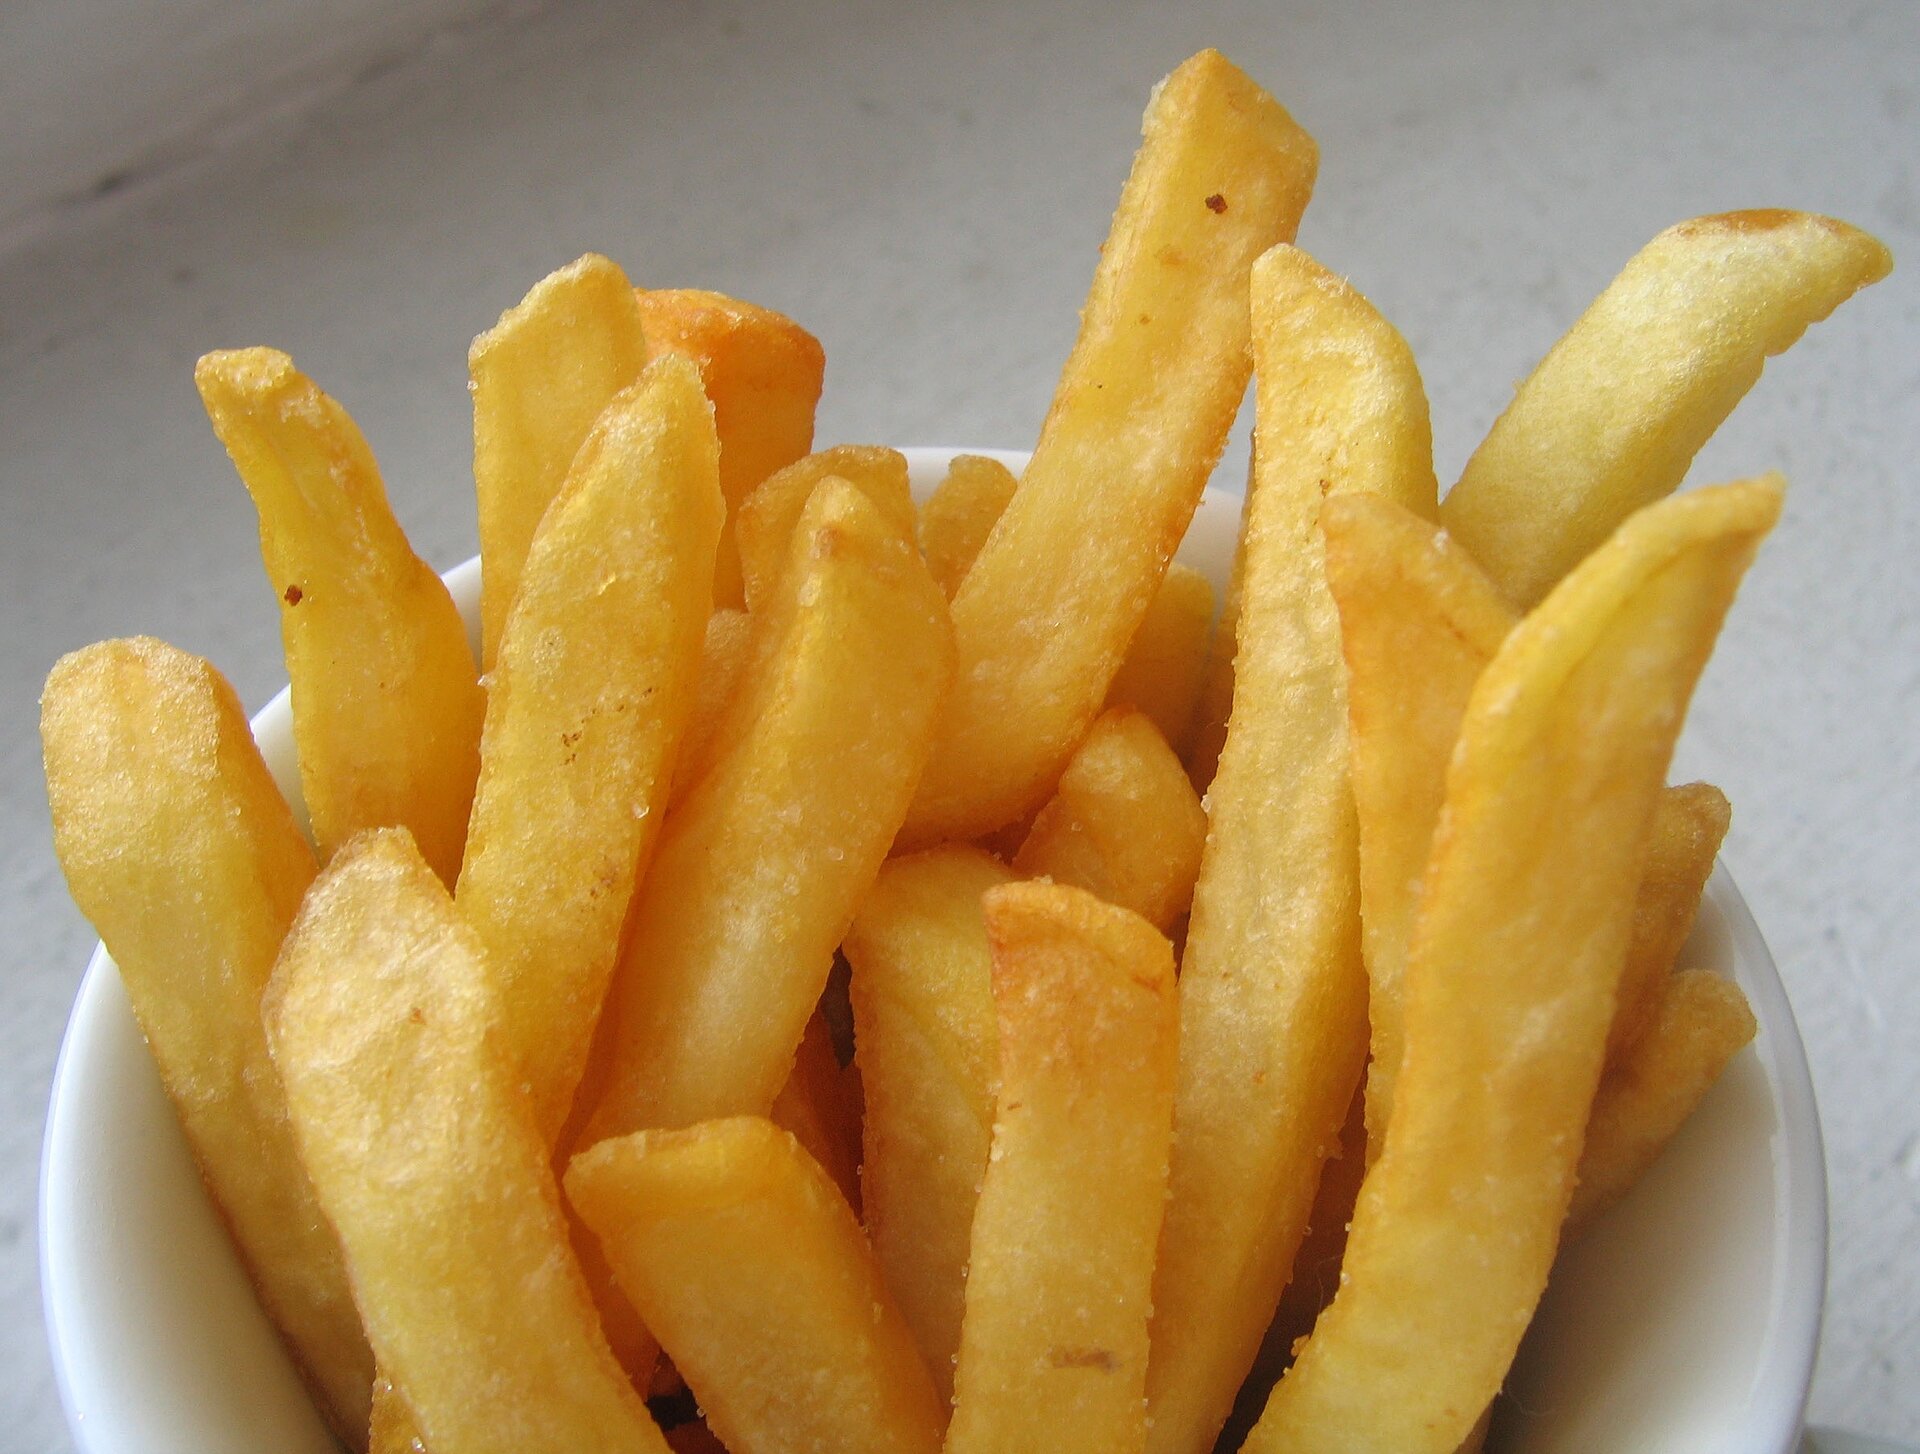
[41,48,1889,1454]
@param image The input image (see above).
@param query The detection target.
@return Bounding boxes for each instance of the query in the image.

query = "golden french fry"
[567,1118,945,1454]
[265,830,669,1454]
[579,479,953,1144]
[196,348,483,885]
[841,847,1013,1398]
[1443,210,1890,607]
[918,454,1222,759]
[946,883,1178,1454]
[1014,707,1208,932]
[770,1010,864,1212]
[1105,562,1216,753]
[41,639,373,1447]
[1146,245,1438,1454]
[457,355,723,1144]
[1608,784,1731,1062]
[669,608,753,805]
[1321,492,1514,1162]
[918,453,1019,596]
[472,254,650,667]
[920,449,1219,761]
[1246,477,1782,1454]
[1569,968,1757,1231]
[1216,1092,1367,1454]
[734,446,913,613]
[900,50,1319,846]
[1324,494,1738,1153]
[637,287,826,607]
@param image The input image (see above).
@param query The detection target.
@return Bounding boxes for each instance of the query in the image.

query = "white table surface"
[3,1,1915,1448]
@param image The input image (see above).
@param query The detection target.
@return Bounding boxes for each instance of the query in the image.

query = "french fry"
[1568,968,1757,1231]
[918,453,1019,596]
[196,348,483,885]
[899,50,1319,846]
[669,608,752,805]
[456,355,723,1144]
[578,479,953,1144]
[769,1010,864,1211]
[265,830,670,1454]
[1145,245,1438,1454]
[1216,1092,1367,1454]
[1245,477,1782,1454]
[472,254,650,667]
[1442,210,1890,607]
[637,288,826,607]
[41,639,374,1447]
[734,446,913,613]
[841,847,1013,1399]
[1608,784,1731,1062]
[917,454,1218,753]
[567,1118,945,1454]
[946,883,1178,1454]
[1320,493,1513,1162]
[1014,707,1208,932]
[1104,563,1216,753]
[1324,494,1739,1157]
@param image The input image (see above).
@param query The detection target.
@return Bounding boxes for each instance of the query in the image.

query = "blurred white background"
[2,1,1915,1447]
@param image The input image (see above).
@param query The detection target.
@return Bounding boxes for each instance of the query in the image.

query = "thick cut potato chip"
[1105,562,1216,753]
[946,883,1178,1454]
[637,287,826,607]
[1443,210,1890,607]
[266,830,670,1454]
[734,446,913,613]
[1608,784,1731,1062]
[842,847,1013,1398]
[1146,246,1438,1454]
[457,355,723,1144]
[1569,968,1757,1231]
[42,639,373,1446]
[899,50,1319,846]
[472,254,650,667]
[770,1010,864,1211]
[1014,707,1208,931]
[579,480,953,1144]
[568,1118,945,1454]
[1324,493,1738,1155]
[918,453,1019,596]
[1246,478,1781,1454]
[196,347,483,885]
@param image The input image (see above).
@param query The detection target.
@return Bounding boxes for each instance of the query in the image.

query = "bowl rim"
[40,447,1829,1453]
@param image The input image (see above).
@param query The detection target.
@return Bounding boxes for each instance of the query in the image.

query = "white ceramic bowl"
[41,448,1826,1454]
